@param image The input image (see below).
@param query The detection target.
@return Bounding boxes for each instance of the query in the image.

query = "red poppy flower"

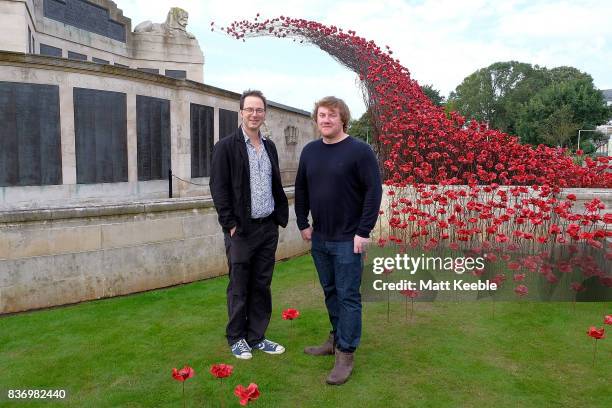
[507,243,520,251]
[400,289,419,298]
[495,233,509,243]
[570,282,585,292]
[558,262,572,273]
[605,315,612,325]
[472,268,485,277]
[382,267,394,275]
[210,363,233,379]
[587,327,605,340]
[282,308,300,320]
[601,276,612,287]
[545,273,558,284]
[491,274,506,287]
[485,253,497,262]
[513,273,525,282]
[234,383,260,406]
[172,365,195,382]
[587,239,603,249]
[514,284,528,297]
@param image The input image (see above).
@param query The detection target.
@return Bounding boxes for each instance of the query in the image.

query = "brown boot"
[325,348,354,385]
[304,333,335,356]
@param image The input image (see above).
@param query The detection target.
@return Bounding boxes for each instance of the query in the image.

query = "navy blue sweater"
[295,136,382,241]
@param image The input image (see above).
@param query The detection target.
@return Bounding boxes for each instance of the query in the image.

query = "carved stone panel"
[190,103,214,178]
[219,108,238,140]
[136,95,171,181]
[43,0,126,42]
[0,82,62,187]
[74,88,127,184]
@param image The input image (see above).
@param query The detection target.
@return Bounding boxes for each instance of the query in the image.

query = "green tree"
[447,61,544,133]
[421,84,445,106]
[348,109,373,143]
[516,72,609,148]
[449,61,610,149]
[533,104,579,147]
[547,66,592,84]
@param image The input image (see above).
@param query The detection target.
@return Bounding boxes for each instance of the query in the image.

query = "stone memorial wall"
[0,51,317,314]
[0,1,318,314]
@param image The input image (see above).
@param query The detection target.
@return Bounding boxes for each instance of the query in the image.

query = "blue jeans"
[311,234,363,352]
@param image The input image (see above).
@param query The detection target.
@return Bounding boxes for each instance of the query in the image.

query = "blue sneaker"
[231,339,252,360]
[253,339,285,355]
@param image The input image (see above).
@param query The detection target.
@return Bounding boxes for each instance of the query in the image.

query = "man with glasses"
[210,90,288,359]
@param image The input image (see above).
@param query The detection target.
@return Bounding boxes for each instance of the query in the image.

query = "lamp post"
[577,129,597,151]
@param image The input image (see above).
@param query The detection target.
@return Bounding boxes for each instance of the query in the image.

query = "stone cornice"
[0,51,311,116]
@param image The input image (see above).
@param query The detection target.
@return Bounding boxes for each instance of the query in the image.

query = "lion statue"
[134,7,196,39]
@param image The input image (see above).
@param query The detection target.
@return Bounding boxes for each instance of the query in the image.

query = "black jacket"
[209,127,289,235]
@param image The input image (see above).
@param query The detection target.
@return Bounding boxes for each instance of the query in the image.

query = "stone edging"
[0,189,296,224]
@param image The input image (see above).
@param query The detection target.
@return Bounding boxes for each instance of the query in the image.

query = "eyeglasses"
[242,107,265,114]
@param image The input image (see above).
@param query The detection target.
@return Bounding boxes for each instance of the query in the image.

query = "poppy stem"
[387,289,390,323]
[405,296,408,322]
[182,382,185,408]
[592,339,597,367]
[410,299,414,321]
[220,379,226,408]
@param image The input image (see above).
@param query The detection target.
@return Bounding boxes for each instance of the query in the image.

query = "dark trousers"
[224,219,279,346]
[311,234,363,353]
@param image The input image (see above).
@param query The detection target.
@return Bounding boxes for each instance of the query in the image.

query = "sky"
[118,0,612,118]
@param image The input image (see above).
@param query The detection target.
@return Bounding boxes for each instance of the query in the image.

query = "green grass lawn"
[0,254,610,407]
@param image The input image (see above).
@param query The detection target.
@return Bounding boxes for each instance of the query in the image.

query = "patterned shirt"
[243,128,275,218]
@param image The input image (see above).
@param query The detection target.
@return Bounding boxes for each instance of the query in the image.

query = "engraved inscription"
[43,0,126,43]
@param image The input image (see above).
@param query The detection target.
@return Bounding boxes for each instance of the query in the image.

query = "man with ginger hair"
[295,96,382,385]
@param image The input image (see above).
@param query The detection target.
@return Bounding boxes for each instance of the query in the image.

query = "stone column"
[172,90,190,196]
[59,83,76,184]
[214,106,219,143]
[126,93,137,182]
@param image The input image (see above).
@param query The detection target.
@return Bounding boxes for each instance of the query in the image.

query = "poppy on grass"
[234,383,260,406]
